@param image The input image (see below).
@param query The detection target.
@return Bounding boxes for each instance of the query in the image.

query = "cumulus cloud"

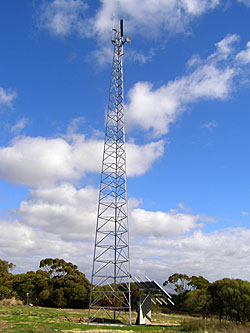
[0,134,164,186]
[1,182,249,283]
[0,218,94,275]
[131,228,250,282]
[127,140,164,176]
[17,183,97,240]
[125,34,240,137]
[4,214,250,283]
[131,208,202,236]
[0,87,17,108]
[0,184,209,279]
[0,179,201,275]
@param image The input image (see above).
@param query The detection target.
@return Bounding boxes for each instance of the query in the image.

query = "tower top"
[112,19,131,45]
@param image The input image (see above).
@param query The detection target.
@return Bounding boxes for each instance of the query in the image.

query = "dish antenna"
[125,35,131,43]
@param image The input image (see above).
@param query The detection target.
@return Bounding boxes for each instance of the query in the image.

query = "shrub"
[0,286,12,300]
[0,297,23,306]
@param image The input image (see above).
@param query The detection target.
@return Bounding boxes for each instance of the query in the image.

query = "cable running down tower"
[88,20,131,325]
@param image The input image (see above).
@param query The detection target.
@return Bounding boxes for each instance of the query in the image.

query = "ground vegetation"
[2,259,250,324]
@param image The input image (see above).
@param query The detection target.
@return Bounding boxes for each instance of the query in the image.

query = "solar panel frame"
[134,278,173,301]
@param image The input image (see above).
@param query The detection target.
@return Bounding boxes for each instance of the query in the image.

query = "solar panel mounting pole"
[88,19,131,325]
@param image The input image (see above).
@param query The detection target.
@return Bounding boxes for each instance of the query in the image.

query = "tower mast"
[88,19,131,325]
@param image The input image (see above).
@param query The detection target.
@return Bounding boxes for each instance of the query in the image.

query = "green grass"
[0,305,184,332]
[1,305,250,332]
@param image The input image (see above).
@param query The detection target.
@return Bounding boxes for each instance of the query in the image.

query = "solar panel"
[133,276,174,325]
[133,276,174,306]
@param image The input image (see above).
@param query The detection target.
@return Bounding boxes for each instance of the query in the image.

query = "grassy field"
[0,305,188,332]
[1,305,250,332]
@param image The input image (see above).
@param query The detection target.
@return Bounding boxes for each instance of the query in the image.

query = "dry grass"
[182,317,250,332]
[0,297,23,306]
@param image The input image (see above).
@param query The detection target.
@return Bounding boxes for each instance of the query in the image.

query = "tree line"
[1,259,250,322]
[164,273,250,322]
[0,258,90,308]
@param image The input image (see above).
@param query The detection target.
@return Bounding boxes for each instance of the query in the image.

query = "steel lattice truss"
[88,21,131,325]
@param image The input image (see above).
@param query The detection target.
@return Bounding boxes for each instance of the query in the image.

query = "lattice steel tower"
[88,20,131,325]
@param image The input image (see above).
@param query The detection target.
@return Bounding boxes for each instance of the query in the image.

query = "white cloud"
[1,181,202,275]
[127,140,164,176]
[131,228,250,282]
[242,211,250,216]
[131,208,202,236]
[38,0,220,38]
[201,120,217,129]
[17,183,97,240]
[38,0,88,36]
[0,135,87,187]
[67,117,85,134]
[0,218,93,275]
[126,49,155,65]
[89,46,113,67]
[236,41,250,64]
[1,184,250,283]
[126,35,238,137]
[37,0,221,64]
[11,118,30,134]
[178,202,191,212]
[0,134,164,186]
[213,34,239,60]
[92,0,220,39]
[0,87,17,108]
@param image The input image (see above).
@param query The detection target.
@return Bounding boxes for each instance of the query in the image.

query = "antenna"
[120,19,123,37]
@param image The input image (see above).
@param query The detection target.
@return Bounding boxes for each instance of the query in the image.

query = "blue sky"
[0,0,249,282]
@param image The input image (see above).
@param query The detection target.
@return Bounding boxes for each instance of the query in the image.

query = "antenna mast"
[88,19,131,325]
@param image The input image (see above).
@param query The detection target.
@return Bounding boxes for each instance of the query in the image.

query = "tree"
[183,289,211,316]
[163,273,210,294]
[49,272,90,308]
[188,276,210,290]
[208,278,250,322]
[0,257,91,308]
[0,260,15,300]
[39,258,90,308]
[12,271,46,305]
[0,259,15,274]
[163,273,192,294]
[39,258,78,278]
[163,273,211,313]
